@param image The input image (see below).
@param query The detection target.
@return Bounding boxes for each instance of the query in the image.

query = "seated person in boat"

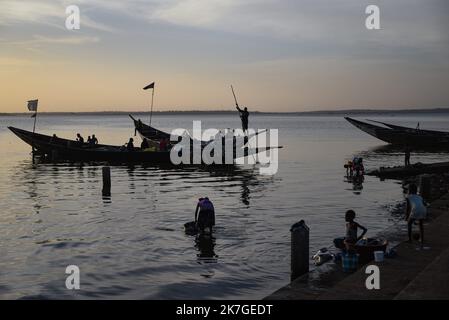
[90,134,98,145]
[195,197,216,234]
[50,134,58,144]
[344,210,367,251]
[159,137,169,151]
[127,138,135,151]
[141,138,150,150]
[406,184,427,248]
[76,133,84,144]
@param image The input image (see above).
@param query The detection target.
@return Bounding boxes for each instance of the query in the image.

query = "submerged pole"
[291,220,309,281]
[102,166,111,196]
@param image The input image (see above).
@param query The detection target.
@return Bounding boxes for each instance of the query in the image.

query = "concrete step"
[394,244,449,299]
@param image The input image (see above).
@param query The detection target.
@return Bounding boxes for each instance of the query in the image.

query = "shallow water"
[0,112,448,299]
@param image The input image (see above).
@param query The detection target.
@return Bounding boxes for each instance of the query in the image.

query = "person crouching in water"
[195,197,215,234]
[406,184,427,248]
[344,210,367,251]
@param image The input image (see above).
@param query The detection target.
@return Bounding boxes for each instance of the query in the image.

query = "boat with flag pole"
[8,126,280,164]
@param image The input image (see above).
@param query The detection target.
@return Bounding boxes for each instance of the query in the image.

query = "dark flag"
[27,99,38,112]
[143,82,155,90]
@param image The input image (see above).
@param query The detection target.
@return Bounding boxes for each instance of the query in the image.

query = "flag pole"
[32,109,38,134]
[150,86,155,125]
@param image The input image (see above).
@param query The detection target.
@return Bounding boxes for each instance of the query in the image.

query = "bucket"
[374,251,384,262]
[341,253,359,273]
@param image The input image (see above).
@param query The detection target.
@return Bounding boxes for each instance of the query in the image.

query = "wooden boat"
[9,126,173,163]
[367,119,449,138]
[345,117,449,147]
[9,126,279,164]
[129,114,172,141]
[130,114,269,147]
[367,161,449,179]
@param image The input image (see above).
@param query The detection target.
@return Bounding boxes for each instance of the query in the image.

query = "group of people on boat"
[139,137,170,152]
[75,133,98,146]
[123,136,171,152]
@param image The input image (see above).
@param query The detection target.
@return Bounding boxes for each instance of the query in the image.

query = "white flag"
[27,99,38,112]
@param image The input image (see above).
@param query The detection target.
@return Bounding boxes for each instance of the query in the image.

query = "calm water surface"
[0,113,448,299]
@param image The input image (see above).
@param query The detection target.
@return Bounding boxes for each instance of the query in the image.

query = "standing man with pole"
[231,86,257,164]
[143,82,155,125]
[231,85,249,133]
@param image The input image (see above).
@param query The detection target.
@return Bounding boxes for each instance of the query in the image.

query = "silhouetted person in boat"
[236,105,249,132]
[91,134,98,145]
[50,134,58,144]
[405,146,411,166]
[140,138,149,150]
[76,133,84,144]
[195,197,215,234]
[127,138,135,151]
[159,137,168,151]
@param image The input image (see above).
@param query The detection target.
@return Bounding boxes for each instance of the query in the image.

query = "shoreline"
[266,174,449,300]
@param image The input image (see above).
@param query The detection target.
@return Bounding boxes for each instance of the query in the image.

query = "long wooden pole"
[231,85,239,109]
[32,110,38,134]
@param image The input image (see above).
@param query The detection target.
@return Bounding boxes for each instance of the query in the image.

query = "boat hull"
[8,126,278,165]
[345,117,449,147]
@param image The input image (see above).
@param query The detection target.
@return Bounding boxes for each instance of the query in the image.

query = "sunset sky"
[1,0,448,112]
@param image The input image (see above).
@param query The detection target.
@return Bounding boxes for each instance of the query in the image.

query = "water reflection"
[195,234,218,262]
[343,173,365,195]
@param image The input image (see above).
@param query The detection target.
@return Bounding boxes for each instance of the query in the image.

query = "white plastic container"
[374,251,384,262]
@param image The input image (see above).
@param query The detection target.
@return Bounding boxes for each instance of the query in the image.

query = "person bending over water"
[195,197,215,234]
[344,210,367,251]
[406,184,427,248]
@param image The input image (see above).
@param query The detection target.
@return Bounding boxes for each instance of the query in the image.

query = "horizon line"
[1,107,449,116]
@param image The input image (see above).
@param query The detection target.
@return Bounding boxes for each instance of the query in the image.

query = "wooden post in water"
[291,220,309,281]
[102,166,111,196]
